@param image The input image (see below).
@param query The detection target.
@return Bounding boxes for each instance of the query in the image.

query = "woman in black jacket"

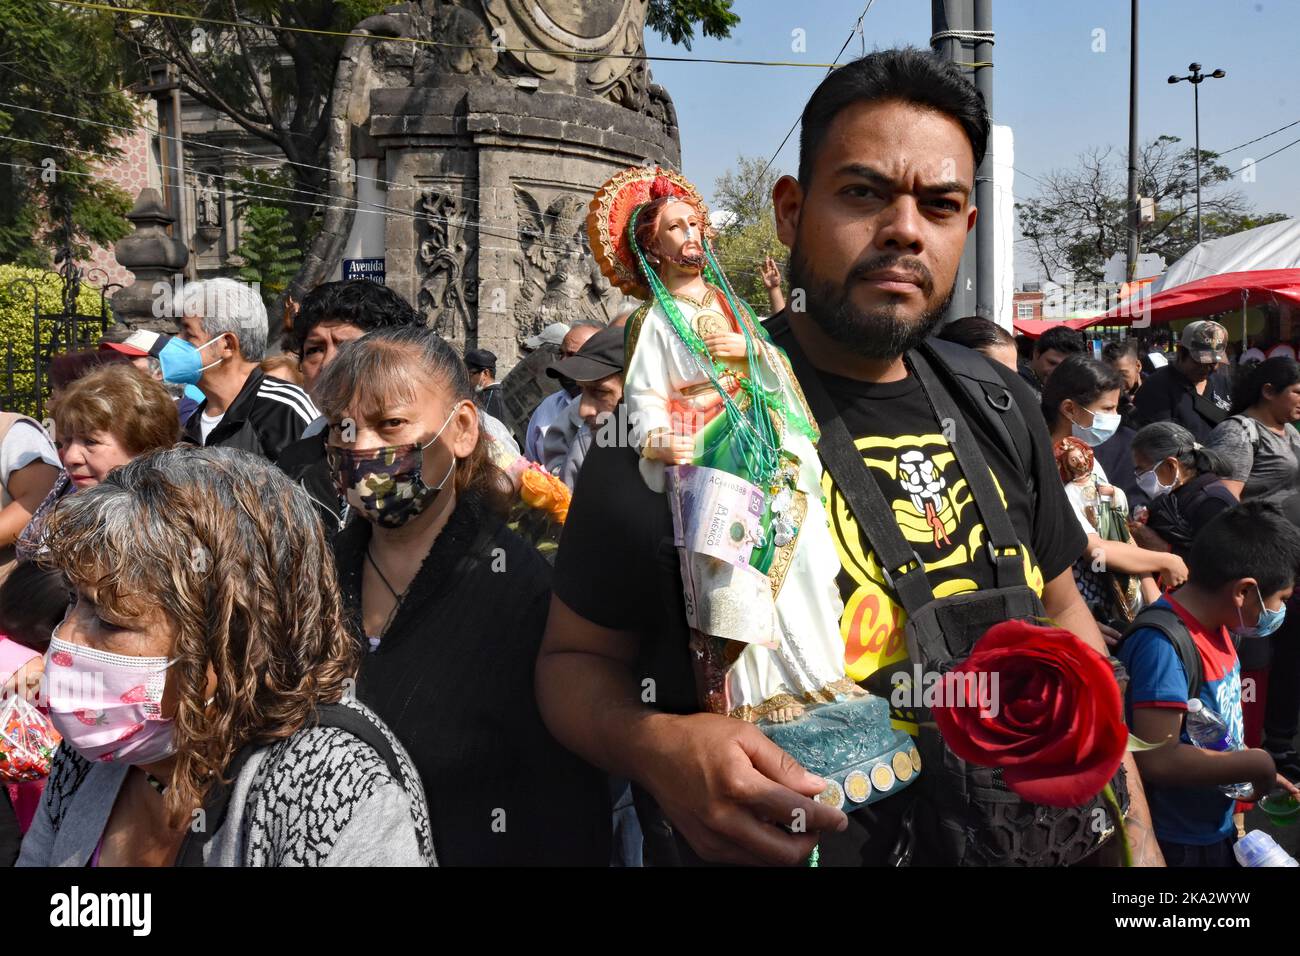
[314,325,611,866]
[1130,421,1236,559]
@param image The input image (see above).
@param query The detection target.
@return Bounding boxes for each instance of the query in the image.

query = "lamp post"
[1168,63,1226,246]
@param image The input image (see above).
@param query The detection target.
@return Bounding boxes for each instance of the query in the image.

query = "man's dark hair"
[0,562,68,651]
[798,47,989,187]
[1034,325,1086,358]
[937,316,1014,351]
[1102,340,1140,364]
[294,280,419,356]
[1188,500,1300,596]
[1041,353,1123,426]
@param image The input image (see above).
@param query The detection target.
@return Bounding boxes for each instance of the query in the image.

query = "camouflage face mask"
[328,407,458,529]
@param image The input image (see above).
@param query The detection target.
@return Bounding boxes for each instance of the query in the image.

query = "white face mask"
[1137,460,1177,499]
[195,333,227,373]
[1066,405,1122,447]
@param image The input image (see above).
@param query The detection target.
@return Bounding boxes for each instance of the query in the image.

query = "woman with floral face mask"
[1130,422,1236,559]
[17,446,433,867]
[1044,355,1189,634]
[315,325,611,866]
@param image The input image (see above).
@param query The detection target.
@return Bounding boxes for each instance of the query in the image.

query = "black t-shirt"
[553,317,1085,863]
[1132,364,1233,442]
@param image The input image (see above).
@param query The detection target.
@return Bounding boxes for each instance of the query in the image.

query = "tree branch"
[228,3,288,144]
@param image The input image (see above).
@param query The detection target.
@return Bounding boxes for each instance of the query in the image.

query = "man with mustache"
[539,48,1161,867]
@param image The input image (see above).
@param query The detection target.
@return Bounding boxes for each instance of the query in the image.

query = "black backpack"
[780,330,1128,867]
[1120,605,1204,700]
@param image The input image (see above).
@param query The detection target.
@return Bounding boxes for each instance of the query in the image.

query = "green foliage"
[712,215,785,316]
[234,204,301,311]
[0,0,136,267]
[647,0,740,50]
[113,1,389,264]
[1017,135,1290,282]
[710,156,787,313]
[0,264,109,415]
[712,154,780,231]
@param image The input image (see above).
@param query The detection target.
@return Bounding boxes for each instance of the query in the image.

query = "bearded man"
[539,48,1161,868]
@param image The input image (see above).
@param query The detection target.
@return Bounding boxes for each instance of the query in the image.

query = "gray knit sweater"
[17,698,436,867]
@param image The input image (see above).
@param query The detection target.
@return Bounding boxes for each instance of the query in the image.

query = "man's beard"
[787,243,953,360]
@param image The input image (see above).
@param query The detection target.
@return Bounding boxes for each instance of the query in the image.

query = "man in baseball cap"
[1181,320,1230,365]
[1133,319,1234,441]
[100,328,172,364]
[100,329,204,422]
[542,325,625,488]
[464,347,507,421]
[523,322,571,351]
[546,325,624,389]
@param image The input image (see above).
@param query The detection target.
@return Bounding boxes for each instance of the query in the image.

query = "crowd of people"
[2,47,1300,869]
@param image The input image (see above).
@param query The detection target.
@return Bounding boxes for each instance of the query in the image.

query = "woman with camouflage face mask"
[314,325,612,866]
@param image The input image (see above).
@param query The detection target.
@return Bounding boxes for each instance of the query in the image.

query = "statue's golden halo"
[586,165,711,301]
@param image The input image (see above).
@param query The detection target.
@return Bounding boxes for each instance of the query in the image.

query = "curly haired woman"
[17,446,434,866]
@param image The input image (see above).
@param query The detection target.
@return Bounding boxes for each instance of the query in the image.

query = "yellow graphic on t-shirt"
[822,432,1046,687]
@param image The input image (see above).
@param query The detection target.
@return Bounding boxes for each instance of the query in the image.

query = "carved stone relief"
[512,183,621,343]
[418,183,478,345]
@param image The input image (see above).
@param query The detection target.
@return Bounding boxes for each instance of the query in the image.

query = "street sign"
[343,257,385,284]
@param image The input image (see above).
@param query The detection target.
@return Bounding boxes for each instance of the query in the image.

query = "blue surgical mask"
[160,335,224,386]
[1235,586,1287,638]
[1067,407,1121,447]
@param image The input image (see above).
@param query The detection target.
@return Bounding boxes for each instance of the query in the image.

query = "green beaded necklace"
[627,207,814,490]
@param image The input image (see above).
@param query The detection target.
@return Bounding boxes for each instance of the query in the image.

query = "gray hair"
[182,277,268,361]
[144,355,185,401]
[1132,421,1229,477]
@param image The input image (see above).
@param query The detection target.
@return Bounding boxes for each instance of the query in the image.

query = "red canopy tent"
[1087,268,1300,328]
[1011,316,1099,337]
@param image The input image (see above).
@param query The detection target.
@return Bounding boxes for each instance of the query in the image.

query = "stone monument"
[292,0,681,370]
[111,188,190,332]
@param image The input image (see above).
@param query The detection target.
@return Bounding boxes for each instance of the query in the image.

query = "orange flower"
[519,466,572,524]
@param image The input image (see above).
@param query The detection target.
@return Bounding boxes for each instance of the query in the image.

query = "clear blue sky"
[644,0,1299,282]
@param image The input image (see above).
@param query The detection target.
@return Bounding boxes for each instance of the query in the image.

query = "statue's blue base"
[759,694,920,811]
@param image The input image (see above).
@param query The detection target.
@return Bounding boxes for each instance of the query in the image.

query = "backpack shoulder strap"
[1230,413,1261,450]
[780,327,937,616]
[309,701,403,779]
[175,700,403,866]
[908,347,1029,591]
[0,413,45,442]
[919,338,1036,487]
[1123,605,1204,700]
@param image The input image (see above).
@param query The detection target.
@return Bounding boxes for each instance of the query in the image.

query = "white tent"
[1153,217,1300,292]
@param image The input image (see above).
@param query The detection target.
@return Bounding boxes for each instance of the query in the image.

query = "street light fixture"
[1168,62,1227,245]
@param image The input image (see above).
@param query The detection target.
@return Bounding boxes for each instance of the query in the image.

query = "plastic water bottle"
[1234,830,1300,867]
[1184,698,1254,799]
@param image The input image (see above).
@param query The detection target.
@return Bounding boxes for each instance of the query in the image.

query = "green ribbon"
[625,205,813,490]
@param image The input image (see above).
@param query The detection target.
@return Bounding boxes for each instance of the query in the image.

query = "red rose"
[930,620,1126,808]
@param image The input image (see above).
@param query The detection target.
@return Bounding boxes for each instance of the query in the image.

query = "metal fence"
[1,273,117,419]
